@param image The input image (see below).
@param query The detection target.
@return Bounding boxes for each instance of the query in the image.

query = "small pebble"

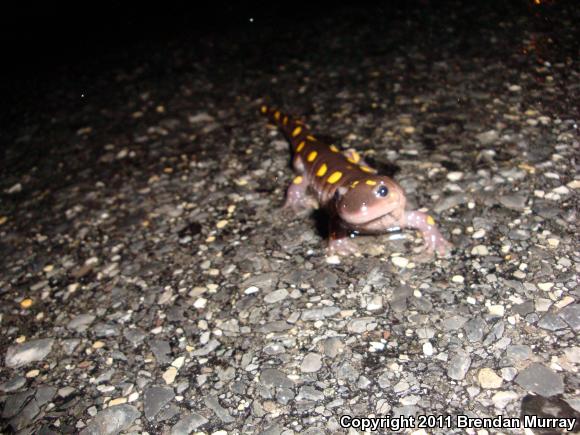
[108,397,128,406]
[447,353,471,380]
[492,391,519,409]
[391,256,409,268]
[537,282,554,291]
[478,368,503,389]
[472,229,486,239]
[471,245,489,256]
[193,298,207,309]
[451,275,465,284]
[488,305,505,317]
[264,289,289,304]
[244,286,259,294]
[301,353,323,373]
[163,366,178,384]
[20,298,33,308]
[326,255,341,264]
[447,171,464,181]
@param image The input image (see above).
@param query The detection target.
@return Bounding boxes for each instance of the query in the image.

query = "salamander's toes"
[418,236,453,260]
[282,197,318,213]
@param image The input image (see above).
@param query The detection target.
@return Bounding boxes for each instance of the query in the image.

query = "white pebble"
[244,286,259,294]
[193,298,207,309]
[423,342,434,356]
[537,282,554,291]
[172,356,185,369]
[552,185,569,195]
[471,245,489,256]
[451,275,465,284]
[535,298,552,312]
[216,220,228,229]
[392,256,409,268]
[326,255,341,264]
[472,229,486,239]
[488,305,505,317]
[478,368,503,389]
[162,366,178,385]
[547,238,560,248]
[447,171,464,181]
[366,295,384,311]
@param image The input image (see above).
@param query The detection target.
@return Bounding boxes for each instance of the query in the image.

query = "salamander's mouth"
[349,202,405,231]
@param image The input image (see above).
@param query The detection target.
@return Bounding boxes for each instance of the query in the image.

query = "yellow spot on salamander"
[293,176,303,185]
[260,105,268,114]
[350,180,360,188]
[327,171,343,184]
[427,215,435,226]
[274,111,281,121]
[316,163,328,177]
[292,126,303,137]
[329,145,339,152]
[296,141,306,152]
[307,151,318,162]
[283,116,288,125]
[307,135,316,141]
[360,165,373,173]
[348,151,360,163]
[365,179,377,186]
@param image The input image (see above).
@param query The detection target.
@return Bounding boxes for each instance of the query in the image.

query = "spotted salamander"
[260,105,452,256]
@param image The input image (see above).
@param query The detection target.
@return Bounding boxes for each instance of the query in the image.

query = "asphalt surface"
[1,2,579,434]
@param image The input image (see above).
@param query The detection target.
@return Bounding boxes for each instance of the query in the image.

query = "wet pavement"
[1,1,579,434]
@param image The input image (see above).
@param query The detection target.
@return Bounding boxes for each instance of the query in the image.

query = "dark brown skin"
[261,105,452,256]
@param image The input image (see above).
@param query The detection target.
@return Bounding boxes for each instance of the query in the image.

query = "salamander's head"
[337,176,406,231]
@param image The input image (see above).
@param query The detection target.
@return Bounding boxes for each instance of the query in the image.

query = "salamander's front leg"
[327,218,358,255]
[403,211,452,256]
[284,175,316,211]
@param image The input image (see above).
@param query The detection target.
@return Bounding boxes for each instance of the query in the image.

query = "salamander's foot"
[327,237,359,256]
[283,195,317,212]
[421,233,453,258]
[403,210,453,259]
[283,175,316,212]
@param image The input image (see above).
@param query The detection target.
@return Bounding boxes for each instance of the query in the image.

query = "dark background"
[0,1,576,134]
[3,1,571,78]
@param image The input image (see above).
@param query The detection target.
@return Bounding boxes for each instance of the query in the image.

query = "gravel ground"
[1,2,579,434]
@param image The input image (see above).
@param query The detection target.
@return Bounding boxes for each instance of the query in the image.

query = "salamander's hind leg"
[343,148,377,174]
[284,175,317,211]
[327,218,359,255]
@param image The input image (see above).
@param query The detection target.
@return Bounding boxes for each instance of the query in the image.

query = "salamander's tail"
[259,104,310,151]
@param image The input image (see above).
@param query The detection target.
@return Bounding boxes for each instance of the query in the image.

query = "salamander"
[260,105,452,256]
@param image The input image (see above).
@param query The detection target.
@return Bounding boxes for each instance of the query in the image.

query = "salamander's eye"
[377,185,389,197]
